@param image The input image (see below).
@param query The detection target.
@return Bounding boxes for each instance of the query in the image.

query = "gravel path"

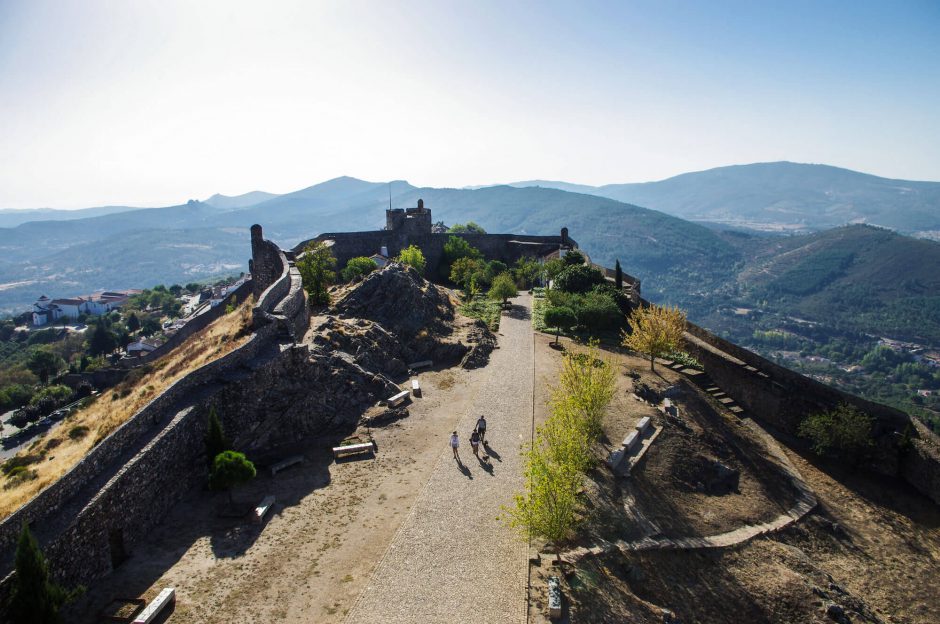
[345,295,533,624]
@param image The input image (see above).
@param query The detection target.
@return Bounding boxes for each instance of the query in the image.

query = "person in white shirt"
[450,431,460,460]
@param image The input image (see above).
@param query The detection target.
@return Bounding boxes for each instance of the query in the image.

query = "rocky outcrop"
[333,263,455,340]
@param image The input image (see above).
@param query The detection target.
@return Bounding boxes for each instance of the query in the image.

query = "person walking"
[476,415,487,443]
[450,431,460,461]
[469,429,481,458]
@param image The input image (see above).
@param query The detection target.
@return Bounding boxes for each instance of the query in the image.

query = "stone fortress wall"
[292,199,577,277]
[0,225,309,600]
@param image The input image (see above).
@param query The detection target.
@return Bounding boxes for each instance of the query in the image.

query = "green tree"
[563,250,586,266]
[553,265,606,294]
[513,256,541,289]
[448,222,486,234]
[506,444,581,560]
[341,257,378,282]
[125,312,140,333]
[205,407,230,468]
[542,258,566,284]
[555,342,616,439]
[140,317,161,337]
[488,272,518,305]
[622,304,687,372]
[450,257,483,292]
[0,384,33,412]
[209,450,257,503]
[27,349,65,385]
[87,321,118,357]
[798,403,874,457]
[185,282,202,293]
[8,524,80,623]
[615,259,623,290]
[297,241,337,305]
[543,306,576,345]
[169,284,183,296]
[440,235,482,281]
[396,245,427,275]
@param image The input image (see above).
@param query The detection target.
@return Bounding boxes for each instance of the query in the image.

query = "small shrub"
[798,403,874,457]
[68,426,89,441]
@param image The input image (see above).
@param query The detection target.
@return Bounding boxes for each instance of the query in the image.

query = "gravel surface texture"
[345,295,533,624]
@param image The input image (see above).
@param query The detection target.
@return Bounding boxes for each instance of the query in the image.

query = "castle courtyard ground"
[71,294,537,624]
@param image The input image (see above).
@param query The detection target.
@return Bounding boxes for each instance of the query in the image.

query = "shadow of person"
[457,460,473,479]
[477,456,494,475]
[482,441,502,462]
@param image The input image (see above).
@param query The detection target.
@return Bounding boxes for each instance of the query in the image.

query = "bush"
[543,306,576,344]
[798,403,874,457]
[576,291,621,330]
[488,272,518,304]
[396,245,427,275]
[563,250,586,266]
[553,265,606,294]
[68,425,89,440]
[28,385,72,408]
[342,257,377,282]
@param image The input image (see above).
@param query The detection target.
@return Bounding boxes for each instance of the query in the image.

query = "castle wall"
[295,231,572,278]
[677,314,940,503]
[0,228,311,602]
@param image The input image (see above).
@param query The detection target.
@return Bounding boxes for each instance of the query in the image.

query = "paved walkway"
[344,295,534,624]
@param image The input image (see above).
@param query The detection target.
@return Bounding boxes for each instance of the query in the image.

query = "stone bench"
[270,455,303,476]
[252,495,276,524]
[623,431,639,452]
[388,390,410,407]
[132,587,175,624]
[636,416,651,434]
[411,379,421,397]
[547,575,562,618]
[607,447,626,470]
[332,441,376,459]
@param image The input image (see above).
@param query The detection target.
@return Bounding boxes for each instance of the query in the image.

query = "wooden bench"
[132,587,175,624]
[252,495,275,524]
[411,379,421,397]
[332,441,376,459]
[407,359,433,370]
[387,390,410,407]
[547,575,562,618]
[270,455,303,476]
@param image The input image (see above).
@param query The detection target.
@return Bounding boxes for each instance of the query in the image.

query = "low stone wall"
[679,318,940,504]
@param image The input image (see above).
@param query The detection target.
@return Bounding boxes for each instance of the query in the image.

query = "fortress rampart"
[291,200,576,276]
[0,227,309,600]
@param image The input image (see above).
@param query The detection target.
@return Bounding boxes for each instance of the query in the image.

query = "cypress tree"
[8,524,75,623]
[205,407,230,468]
[615,259,623,291]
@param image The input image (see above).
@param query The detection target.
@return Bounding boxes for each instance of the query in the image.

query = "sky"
[1,0,939,209]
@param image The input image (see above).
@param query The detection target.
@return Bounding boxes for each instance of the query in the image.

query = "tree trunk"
[554,329,560,345]
[650,354,655,371]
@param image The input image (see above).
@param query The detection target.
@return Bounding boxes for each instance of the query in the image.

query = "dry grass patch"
[0,298,253,520]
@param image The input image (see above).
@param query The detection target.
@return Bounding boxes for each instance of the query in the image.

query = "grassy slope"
[0,299,253,519]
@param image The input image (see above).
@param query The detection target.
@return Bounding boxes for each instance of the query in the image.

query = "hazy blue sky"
[1,0,938,208]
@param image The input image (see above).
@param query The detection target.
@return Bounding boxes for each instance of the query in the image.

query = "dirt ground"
[69,363,491,623]
[526,334,940,624]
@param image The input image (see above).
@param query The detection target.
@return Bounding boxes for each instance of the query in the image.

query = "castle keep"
[290,199,577,274]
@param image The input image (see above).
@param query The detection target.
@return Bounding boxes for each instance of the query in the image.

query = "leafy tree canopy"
[448,222,486,234]
[396,245,427,275]
[489,272,518,304]
[622,303,687,371]
[341,256,377,282]
[553,265,606,294]
[297,241,337,306]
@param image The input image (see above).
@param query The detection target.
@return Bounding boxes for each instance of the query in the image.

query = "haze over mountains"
[1,162,938,351]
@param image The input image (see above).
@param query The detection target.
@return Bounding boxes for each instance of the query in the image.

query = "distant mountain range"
[504,162,940,237]
[0,163,937,348]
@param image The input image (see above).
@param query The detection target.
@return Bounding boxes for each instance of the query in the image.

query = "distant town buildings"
[32,290,142,326]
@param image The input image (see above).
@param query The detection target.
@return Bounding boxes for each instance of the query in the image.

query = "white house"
[31,289,141,326]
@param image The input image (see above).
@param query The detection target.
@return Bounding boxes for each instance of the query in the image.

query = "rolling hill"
[507,162,940,237]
